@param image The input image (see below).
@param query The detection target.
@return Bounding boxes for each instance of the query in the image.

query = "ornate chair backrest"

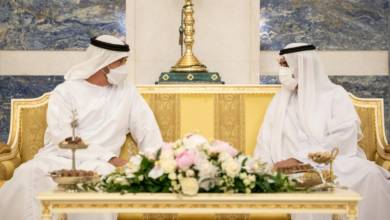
[5,86,388,164]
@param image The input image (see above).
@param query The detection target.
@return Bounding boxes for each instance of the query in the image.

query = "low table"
[37,189,361,220]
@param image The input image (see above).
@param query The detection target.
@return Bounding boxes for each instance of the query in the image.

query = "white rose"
[222,159,241,178]
[148,166,164,179]
[244,158,265,173]
[160,158,176,173]
[218,152,233,162]
[197,161,217,179]
[138,175,144,181]
[180,177,199,196]
[183,134,208,150]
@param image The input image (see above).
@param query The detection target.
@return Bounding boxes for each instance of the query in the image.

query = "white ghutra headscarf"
[64,35,129,81]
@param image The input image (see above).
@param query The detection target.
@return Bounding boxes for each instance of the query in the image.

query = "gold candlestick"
[171,0,207,72]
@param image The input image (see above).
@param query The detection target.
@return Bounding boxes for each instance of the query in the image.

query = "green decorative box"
[156,72,224,84]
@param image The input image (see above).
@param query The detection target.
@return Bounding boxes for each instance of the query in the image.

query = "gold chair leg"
[58,213,67,220]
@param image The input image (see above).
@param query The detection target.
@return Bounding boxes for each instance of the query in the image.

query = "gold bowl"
[51,175,101,185]
[50,169,101,191]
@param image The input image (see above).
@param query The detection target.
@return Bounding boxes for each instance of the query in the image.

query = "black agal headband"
[279,45,316,55]
[90,37,130,52]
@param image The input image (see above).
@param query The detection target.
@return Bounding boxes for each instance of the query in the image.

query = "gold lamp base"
[171,53,208,72]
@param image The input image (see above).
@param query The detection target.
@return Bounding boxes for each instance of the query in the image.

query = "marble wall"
[260,0,388,50]
[0,76,64,142]
[0,0,125,50]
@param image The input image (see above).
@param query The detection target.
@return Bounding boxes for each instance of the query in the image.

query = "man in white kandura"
[254,43,390,220]
[0,35,163,220]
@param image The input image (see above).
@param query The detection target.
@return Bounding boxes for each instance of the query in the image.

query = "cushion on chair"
[19,107,48,162]
[355,107,379,160]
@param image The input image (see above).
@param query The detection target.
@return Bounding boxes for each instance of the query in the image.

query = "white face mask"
[279,66,298,91]
[107,65,128,85]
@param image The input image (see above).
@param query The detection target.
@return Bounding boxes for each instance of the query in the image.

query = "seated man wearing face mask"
[254,43,390,220]
[0,35,163,220]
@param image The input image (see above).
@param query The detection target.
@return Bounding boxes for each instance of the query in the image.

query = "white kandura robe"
[254,89,390,220]
[0,80,163,220]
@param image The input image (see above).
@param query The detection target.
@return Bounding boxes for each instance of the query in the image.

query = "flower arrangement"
[80,134,295,195]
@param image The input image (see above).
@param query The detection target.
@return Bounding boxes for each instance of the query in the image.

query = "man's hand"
[274,158,302,170]
[109,157,128,167]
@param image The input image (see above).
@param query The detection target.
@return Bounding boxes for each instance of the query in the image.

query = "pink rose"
[176,150,196,170]
[209,140,238,157]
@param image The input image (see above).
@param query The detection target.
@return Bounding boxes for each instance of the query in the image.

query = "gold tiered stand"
[58,138,87,171]
[308,148,340,191]
[49,110,99,191]
[157,0,223,84]
[278,148,341,191]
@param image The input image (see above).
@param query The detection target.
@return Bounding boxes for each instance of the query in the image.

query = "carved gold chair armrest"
[0,142,11,154]
[0,142,21,181]
[375,145,390,171]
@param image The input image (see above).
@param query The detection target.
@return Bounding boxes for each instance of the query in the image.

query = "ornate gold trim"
[37,190,361,219]
[346,202,358,217]
[50,202,348,211]
[144,213,177,220]
[137,85,281,94]
[215,94,245,151]
[153,94,181,142]
[215,214,250,220]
